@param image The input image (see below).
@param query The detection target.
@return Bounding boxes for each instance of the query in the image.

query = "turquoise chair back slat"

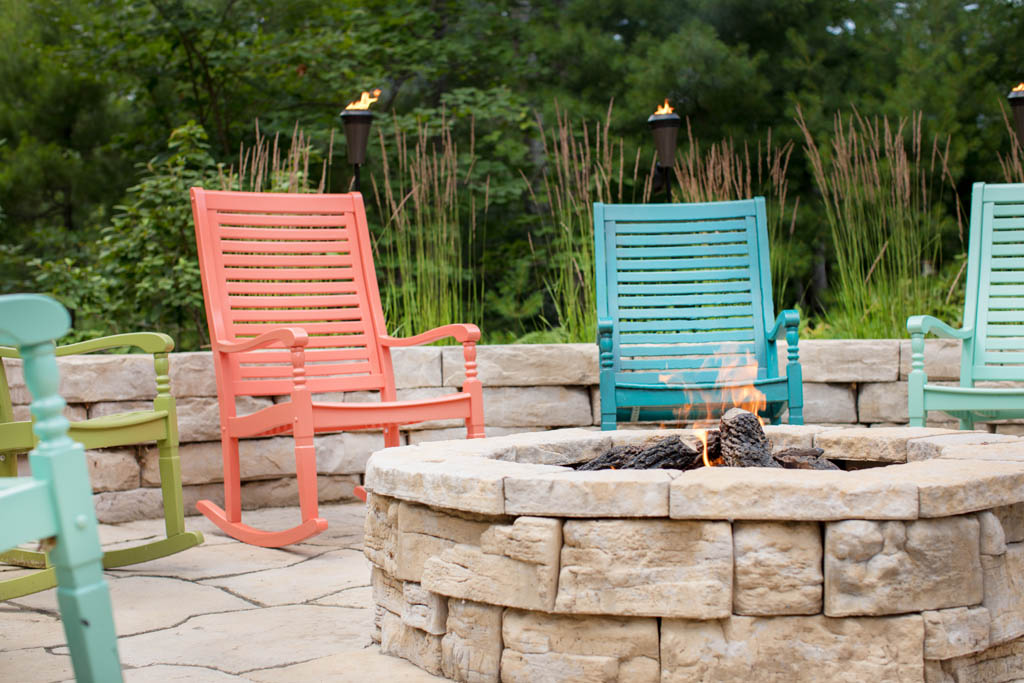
[594,198,803,429]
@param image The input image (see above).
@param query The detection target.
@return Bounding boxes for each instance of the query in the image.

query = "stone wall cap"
[907,432,1021,462]
[873,459,1024,517]
[669,466,918,521]
[815,427,961,462]
[505,469,672,517]
[365,449,565,515]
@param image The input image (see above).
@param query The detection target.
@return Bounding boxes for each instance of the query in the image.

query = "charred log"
[719,407,779,468]
[574,435,703,472]
[773,447,840,471]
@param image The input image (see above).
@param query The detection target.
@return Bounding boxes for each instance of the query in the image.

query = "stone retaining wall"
[3,339,1015,523]
[363,426,1024,682]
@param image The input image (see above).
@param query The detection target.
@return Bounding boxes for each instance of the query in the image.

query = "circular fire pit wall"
[363,426,1024,682]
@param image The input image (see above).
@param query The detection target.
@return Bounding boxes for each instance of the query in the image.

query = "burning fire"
[659,354,767,467]
[345,88,382,111]
[1013,83,1024,93]
[653,99,674,115]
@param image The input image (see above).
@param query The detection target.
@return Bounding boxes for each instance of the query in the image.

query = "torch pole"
[353,164,361,193]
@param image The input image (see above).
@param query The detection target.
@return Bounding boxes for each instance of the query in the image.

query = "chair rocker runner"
[908,182,1024,428]
[0,294,122,682]
[0,330,203,600]
[190,188,485,547]
[594,198,803,429]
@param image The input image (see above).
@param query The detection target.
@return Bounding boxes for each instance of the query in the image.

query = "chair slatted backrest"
[595,198,776,387]
[965,182,1024,383]
[191,190,393,398]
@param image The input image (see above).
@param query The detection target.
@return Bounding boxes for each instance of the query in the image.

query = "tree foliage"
[3,0,1023,344]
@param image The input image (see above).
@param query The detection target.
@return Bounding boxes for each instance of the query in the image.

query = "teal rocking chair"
[0,294,122,682]
[594,198,803,430]
[908,182,1024,428]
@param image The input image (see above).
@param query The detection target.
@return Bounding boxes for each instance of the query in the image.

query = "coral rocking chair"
[190,188,485,547]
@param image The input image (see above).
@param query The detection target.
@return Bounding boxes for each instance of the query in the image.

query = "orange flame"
[663,353,768,467]
[345,88,382,111]
[1014,83,1024,93]
[654,99,674,115]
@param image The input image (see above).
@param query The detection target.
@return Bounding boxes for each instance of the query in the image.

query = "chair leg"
[295,441,320,524]
[383,425,401,448]
[54,562,121,683]
[221,436,242,523]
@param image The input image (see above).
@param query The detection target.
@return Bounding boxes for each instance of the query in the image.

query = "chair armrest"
[380,324,480,347]
[57,332,175,356]
[906,315,974,340]
[215,328,309,353]
[767,309,800,341]
[1,332,175,359]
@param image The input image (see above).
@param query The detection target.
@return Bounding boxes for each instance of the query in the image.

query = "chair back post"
[0,294,122,682]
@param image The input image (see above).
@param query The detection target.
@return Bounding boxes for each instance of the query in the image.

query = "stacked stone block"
[363,427,1024,681]
[4,339,1024,522]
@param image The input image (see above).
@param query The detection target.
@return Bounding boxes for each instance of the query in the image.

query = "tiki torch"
[648,99,681,202]
[340,88,381,192]
[1009,83,1024,149]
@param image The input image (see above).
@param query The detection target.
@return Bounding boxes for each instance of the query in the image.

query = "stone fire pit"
[363,426,1024,682]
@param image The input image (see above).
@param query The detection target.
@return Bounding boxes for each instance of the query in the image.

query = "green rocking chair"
[0,294,122,682]
[0,320,203,599]
[908,182,1024,428]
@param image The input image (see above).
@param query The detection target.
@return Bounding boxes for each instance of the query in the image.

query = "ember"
[577,407,839,471]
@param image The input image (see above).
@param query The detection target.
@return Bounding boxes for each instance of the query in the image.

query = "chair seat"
[74,409,168,430]
[616,375,789,392]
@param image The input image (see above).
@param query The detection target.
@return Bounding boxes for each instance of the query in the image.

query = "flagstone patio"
[0,503,444,682]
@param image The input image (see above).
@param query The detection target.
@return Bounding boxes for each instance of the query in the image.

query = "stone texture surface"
[927,634,1024,683]
[824,517,982,616]
[442,599,503,683]
[980,510,1008,556]
[364,494,399,575]
[907,432,1021,461]
[733,521,823,616]
[168,351,218,397]
[501,609,659,683]
[504,469,672,517]
[982,543,1024,645]
[554,519,732,618]
[669,466,918,521]
[660,613,924,682]
[923,606,991,660]
[403,582,449,635]
[507,428,612,466]
[801,382,858,424]
[379,609,444,676]
[480,386,593,427]
[762,424,839,450]
[858,381,911,424]
[86,448,140,492]
[141,437,297,486]
[442,343,597,387]
[799,339,901,383]
[393,346,444,389]
[366,448,565,515]
[815,426,959,463]
[175,396,274,442]
[394,502,496,583]
[421,517,561,612]
[994,503,1024,543]
[899,338,963,380]
[896,459,1024,517]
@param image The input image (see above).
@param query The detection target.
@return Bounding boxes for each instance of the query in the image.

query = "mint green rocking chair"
[0,294,122,682]
[0,319,203,599]
[908,182,1024,428]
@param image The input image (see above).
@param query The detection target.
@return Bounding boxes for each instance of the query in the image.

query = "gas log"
[576,407,839,472]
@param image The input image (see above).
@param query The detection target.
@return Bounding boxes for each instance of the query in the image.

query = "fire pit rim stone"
[363,426,1024,521]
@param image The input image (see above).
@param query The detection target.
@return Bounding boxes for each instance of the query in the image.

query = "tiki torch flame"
[1013,83,1024,93]
[654,99,675,115]
[345,88,382,111]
